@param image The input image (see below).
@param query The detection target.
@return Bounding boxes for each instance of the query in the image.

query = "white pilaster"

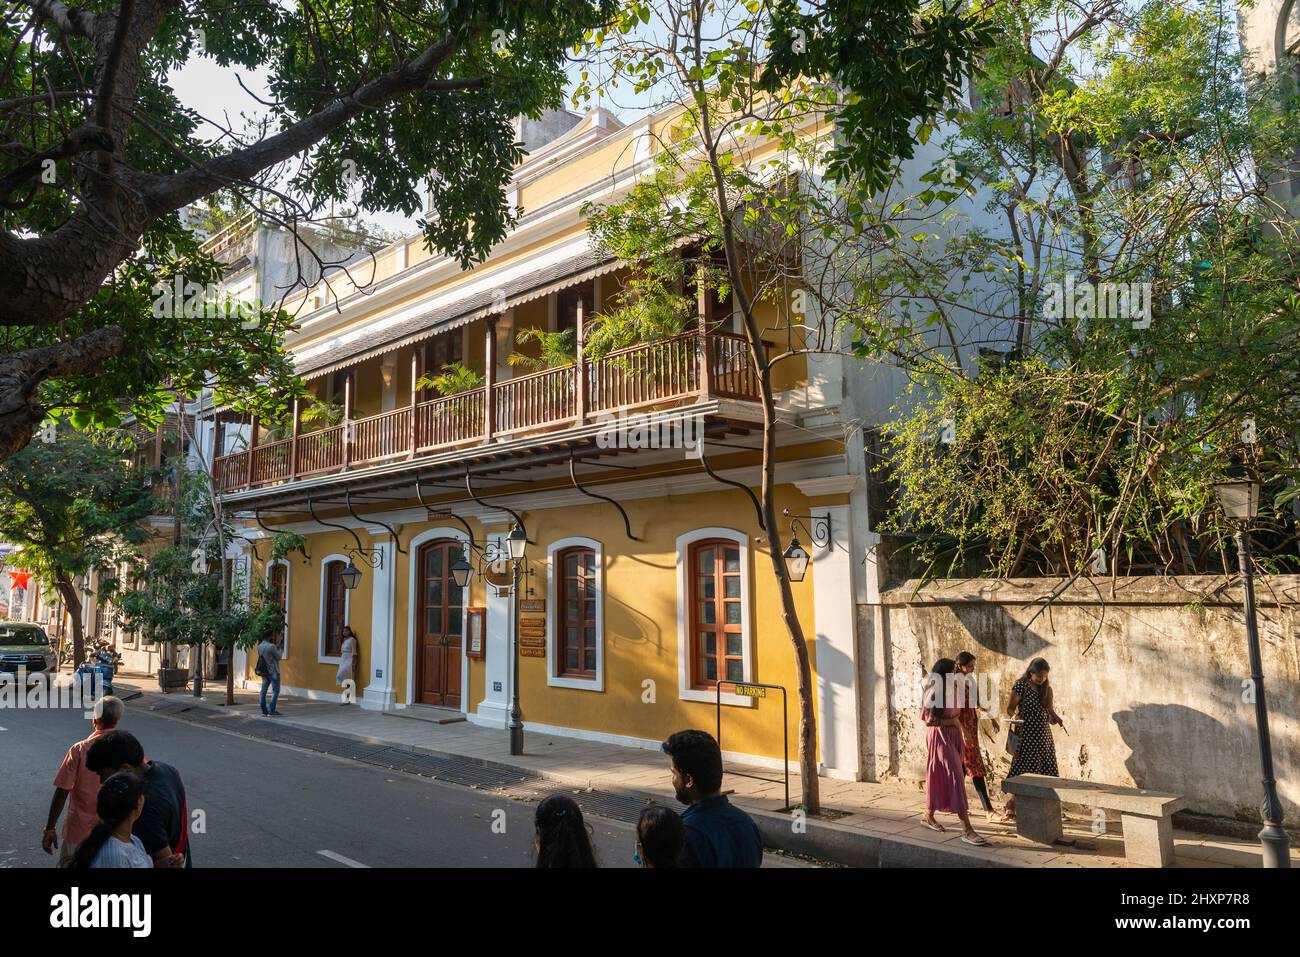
[807,502,861,780]
[363,528,398,710]
[475,529,511,728]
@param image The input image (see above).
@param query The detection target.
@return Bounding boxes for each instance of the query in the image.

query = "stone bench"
[1002,774,1186,867]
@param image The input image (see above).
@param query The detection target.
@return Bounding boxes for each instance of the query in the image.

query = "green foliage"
[509,328,576,371]
[417,362,486,396]
[299,396,345,430]
[0,430,158,589]
[760,0,994,189]
[871,0,1300,577]
[115,469,281,652]
[270,532,309,564]
[1,1,616,452]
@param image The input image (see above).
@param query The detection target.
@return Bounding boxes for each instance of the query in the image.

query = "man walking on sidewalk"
[256,628,283,717]
[662,729,763,868]
[42,695,126,867]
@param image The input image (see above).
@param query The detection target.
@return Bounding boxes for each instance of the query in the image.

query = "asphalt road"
[0,699,812,869]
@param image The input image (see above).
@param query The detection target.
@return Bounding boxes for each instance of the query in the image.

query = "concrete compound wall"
[870,576,1300,823]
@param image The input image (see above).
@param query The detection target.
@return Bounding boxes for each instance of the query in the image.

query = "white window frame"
[676,527,755,707]
[318,553,351,664]
[266,558,292,660]
[546,536,605,692]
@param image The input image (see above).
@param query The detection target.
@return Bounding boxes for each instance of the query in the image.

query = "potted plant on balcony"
[416,363,485,444]
[506,328,576,428]
[582,291,696,406]
[296,395,346,464]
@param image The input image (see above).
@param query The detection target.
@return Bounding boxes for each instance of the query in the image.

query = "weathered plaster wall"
[876,576,1300,822]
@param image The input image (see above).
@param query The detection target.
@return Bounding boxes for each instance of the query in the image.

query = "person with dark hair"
[86,730,190,868]
[635,804,685,868]
[71,772,152,869]
[1003,657,1064,820]
[661,729,762,867]
[255,627,283,717]
[42,694,126,867]
[921,658,988,845]
[533,795,598,868]
[953,652,1006,822]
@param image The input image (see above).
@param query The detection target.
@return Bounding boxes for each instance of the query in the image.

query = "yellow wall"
[255,481,825,764]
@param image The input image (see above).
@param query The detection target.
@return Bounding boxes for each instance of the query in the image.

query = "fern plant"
[417,362,485,396]
[508,327,576,372]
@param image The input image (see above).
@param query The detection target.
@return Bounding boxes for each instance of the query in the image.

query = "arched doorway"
[416,539,465,707]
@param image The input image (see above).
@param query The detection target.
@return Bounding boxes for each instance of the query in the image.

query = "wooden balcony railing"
[213,332,761,494]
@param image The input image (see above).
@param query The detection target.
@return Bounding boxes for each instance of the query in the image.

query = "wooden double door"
[417,539,465,708]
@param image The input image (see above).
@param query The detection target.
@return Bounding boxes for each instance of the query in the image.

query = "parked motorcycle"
[75,649,117,699]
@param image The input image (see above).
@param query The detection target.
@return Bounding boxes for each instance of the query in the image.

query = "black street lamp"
[1214,476,1291,868]
[782,537,810,583]
[506,525,527,757]
[339,561,363,590]
[450,553,473,589]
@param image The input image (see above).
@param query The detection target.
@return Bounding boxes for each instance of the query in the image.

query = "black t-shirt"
[133,761,191,868]
[680,795,763,868]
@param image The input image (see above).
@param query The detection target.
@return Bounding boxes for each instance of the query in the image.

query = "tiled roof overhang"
[294,249,621,380]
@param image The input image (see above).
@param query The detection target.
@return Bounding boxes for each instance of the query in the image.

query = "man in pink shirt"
[42,695,125,867]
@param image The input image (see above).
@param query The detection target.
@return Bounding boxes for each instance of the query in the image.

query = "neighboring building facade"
[90,215,376,679]
[210,106,875,779]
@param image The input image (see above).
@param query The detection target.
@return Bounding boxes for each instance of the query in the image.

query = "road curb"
[126,681,1018,868]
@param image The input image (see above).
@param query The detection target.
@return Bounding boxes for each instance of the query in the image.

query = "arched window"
[547,537,604,691]
[556,546,598,678]
[321,559,346,658]
[689,539,744,687]
[268,562,289,654]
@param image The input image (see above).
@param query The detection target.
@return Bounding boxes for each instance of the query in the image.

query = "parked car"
[0,621,58,684]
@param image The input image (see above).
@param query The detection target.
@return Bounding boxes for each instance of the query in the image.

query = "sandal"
[921,819,946,832]
[962,833,990,846]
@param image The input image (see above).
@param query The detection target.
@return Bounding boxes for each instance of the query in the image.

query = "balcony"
[213,331,761,494]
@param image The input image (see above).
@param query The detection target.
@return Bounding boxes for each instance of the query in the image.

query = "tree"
[864,0,1300,579]
[580,0,989,812]
[115,468,283,704]
[0,428,157,666]
[0,0,615,462]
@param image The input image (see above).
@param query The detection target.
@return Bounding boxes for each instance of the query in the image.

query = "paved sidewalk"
[115,675,1296,869]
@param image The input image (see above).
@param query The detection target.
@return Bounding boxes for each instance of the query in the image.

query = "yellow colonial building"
[209,106,874,780]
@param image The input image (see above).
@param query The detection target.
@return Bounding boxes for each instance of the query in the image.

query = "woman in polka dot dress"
[1003,657,1065,820]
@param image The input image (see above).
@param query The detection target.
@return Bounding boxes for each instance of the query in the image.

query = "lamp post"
[1214,477,1290,868]
[506,524,527,756]
[449,528,528,755]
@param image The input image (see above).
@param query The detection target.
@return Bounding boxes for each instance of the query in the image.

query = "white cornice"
[792,475,859,497]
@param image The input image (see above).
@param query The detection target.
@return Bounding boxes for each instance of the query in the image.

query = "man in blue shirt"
[662,729,763,867]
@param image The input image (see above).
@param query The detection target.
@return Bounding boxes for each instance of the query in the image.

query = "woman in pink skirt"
[920,658,988,846]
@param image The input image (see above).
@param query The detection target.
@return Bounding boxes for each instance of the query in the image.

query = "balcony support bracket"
[254,508,312,564]
[568,450,640,541]
[699,445,767,533]
[307,495,382,570]
[464,466,532,544]
[345,488,407,556]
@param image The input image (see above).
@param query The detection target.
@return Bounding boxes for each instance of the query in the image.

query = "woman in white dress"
[337,626,359,705]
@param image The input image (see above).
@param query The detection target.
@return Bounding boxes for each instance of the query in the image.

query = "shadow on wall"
[948,602,1052,659]
[1113,703,1296,823]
